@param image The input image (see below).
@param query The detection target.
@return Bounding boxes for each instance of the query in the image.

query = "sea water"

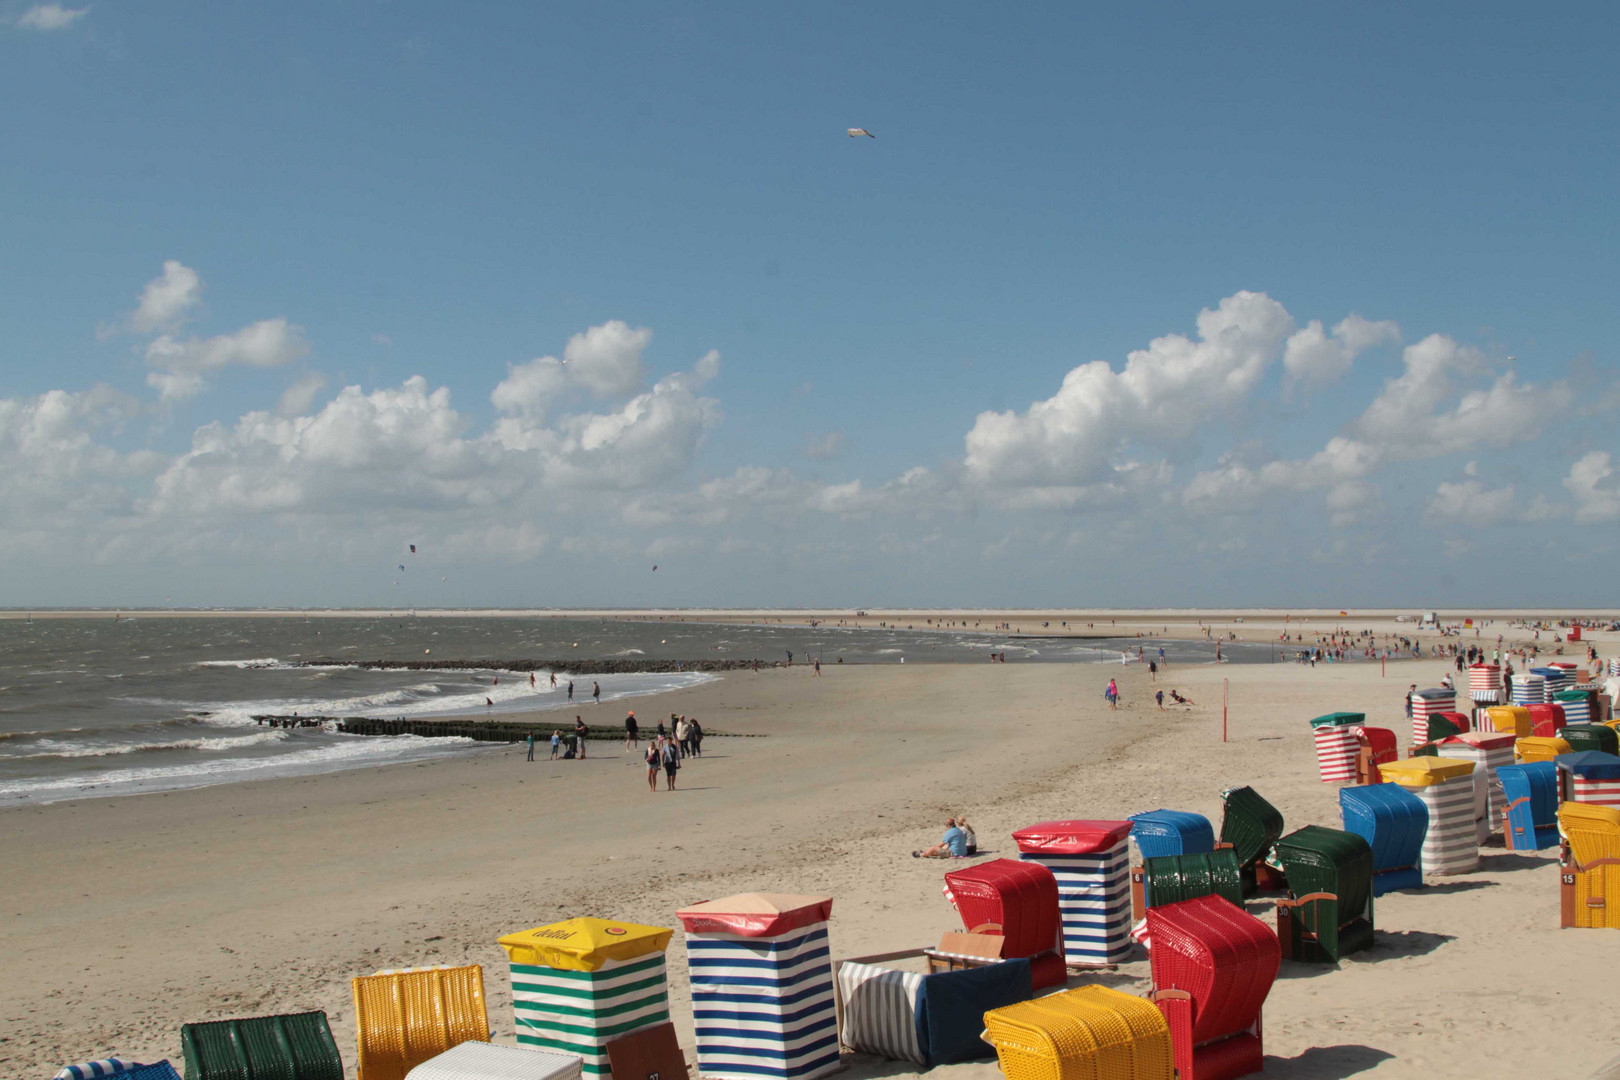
[0,615,1272,804]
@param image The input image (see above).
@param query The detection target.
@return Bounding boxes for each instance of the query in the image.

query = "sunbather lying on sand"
[1169,690,1195,706]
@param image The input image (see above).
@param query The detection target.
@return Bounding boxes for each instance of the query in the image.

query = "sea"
[0,614,1276,805]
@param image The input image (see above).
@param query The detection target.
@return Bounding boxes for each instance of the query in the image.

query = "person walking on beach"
[550,672,557,688]
[676,715,690,758]
[661,735,680,790]
[813,658,821,676]
[644,738,661,792]
[550,730,561,759]
[1149,659,1158,681]
[1404,684,1416,718]
[624,710,639,750]
[689,717,703,757]
[1106,678,1119,710]
[1156,689,1165,710]
[525,733,535,762]
[568,680,574,701]
[574,715,588,759]
[592,681,601,704]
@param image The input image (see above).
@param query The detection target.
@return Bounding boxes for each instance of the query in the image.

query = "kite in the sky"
[409,544,416,554]
[398,564,405,572]
[847,128,875,138]
[652,565,658,572]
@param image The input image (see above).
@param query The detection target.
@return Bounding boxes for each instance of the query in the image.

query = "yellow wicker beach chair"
[352,964,489,1080]
[1559,803,1620,930]
[1515,737,1571,764]
[1484,706,1532,738]
[981,985,1173,1080]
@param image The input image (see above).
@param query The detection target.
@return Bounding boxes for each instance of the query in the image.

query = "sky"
[2,3,1618,609]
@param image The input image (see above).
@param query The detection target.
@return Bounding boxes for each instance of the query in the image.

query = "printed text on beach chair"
[982,985,1174,1080]
[1271,826,1375,962]
[1139,850,1244,911]
[352,965,490,1080]
[944,858,1067,987]
[1217,787,1285,896]
[180,1010,344,1080]
[1339,783,1427,895]
[837,957,1032,1068]
[403,1042,583,1080]
[1147,895,1278,1080]
[1498,762,1561,850]
[1558,802,1620,929]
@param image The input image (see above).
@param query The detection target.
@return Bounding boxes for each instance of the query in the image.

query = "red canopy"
[1012,819,1133,855]
[676,892,833,937]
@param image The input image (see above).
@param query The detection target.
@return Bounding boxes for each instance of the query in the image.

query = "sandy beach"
[4,624,1618,1077]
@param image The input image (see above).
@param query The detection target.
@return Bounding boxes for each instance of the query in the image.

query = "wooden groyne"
[249,715,759,742]
[294,658,784,674]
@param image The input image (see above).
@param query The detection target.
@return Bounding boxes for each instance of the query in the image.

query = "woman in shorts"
[644,737,662,792]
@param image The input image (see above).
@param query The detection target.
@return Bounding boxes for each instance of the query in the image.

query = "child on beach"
[550,731,561,759]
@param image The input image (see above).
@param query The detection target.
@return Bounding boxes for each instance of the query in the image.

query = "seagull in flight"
[847,128,875,138]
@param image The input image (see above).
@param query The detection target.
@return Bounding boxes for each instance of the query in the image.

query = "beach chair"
[1310,713,1363,783]
[836,956,1032,1068]
[352,965,490,1080]
[1147,895,1278,1080]
[1377,757,1479,875]
[1498,762,1561,850]
[1129,810,1216,860]
[1138,850,1245,911]
[55,1063,180,1080]
[1558,803,1620,929]
[982,985,1174,1080]
[677,893,840,1080]
[1350,726,1398,783]
[180,1011,344,1080]
[1527,703,1567,738]
[1338,783,1427,895]
[1515,736,1571,764]
[943,858,1068,987]
[1556,751,1620,811]
[1483,705,1532,738]
[1270,826,1375,962]
[1439,731,1516,841]
[403,1043,582,1080]
[1217,787,1285,896]
[1562,724,1620,755]
[1556,688,1596,725]
[1011,821,1133,969]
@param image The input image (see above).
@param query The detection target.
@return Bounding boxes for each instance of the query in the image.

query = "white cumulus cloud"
[131,260,202,333]
[1564,451,1620,523]
[1283,314,1400,388]
[17,3,87,30]
[145,317,309,400]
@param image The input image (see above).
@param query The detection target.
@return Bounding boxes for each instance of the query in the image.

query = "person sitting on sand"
[914,818,967,858]
[956,815,978,856]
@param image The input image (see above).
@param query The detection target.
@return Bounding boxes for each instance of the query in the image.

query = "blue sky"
[2,3,1617,608]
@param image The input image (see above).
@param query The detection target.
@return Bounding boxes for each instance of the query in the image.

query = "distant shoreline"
[3,606,1614,620]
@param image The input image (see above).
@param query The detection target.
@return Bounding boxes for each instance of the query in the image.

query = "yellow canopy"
[498,917,673,972]
[1377,756,1475,788]
[1515,737,1572,764]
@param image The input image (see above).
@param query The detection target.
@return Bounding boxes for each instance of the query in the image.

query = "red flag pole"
[1223,678,1229,743]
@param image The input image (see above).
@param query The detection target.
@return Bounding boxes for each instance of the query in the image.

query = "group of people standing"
[624,710,702,792]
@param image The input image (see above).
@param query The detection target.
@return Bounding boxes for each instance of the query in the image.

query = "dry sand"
[4,645,1618,1078]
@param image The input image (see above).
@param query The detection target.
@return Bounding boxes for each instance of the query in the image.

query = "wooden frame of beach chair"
[1273,893,1339,962]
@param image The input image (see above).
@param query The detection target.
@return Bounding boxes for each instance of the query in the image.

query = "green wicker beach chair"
[1141,849,1244,909]
[1562,724,1620,756]
[180,1010,343,1080]
[1271,826,1375,963]
[1218,785,1285,896]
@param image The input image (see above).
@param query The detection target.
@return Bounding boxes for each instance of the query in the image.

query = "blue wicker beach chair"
[1339,783,1427,895]
[1498,762,1560,851]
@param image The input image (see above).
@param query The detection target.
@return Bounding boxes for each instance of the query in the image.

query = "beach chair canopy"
[352,965,490,1080]
[943,859,1060,961]
[1128,810,1215,861]
[1440,730,1515,752]
[1146,894,1279,1049]
[1339,783,1427,893]
[1555,750,1620,780]
[498,919,672,972]
[676,893,832,936]
[1309,712,1365,728]
[1376,756,1474,788]
[1271,826,1375,961]
[1218,787,1284,868]
[403,1043,583,1080]
[1011,820,1133,855]
[181,1011,344,1080]
[1141,850,1243,910]
[982,986,1174,1080]
[1562,724,1619,755]
[1515,736,1571,763]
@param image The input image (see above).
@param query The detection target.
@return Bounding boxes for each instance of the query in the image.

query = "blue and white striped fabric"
[55,1061,133,1080]
[1512,674,1546,705]
[1019,840,1131,965]
[1531,667,1567,691]
[834,962,923,1065]
[684,923,841,1080]
[1558,693,1592,725]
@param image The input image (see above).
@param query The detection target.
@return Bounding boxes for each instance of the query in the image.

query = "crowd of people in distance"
[521,708,704,794]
